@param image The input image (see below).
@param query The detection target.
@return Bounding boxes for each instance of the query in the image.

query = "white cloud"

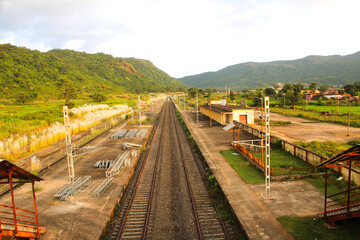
[0,0,360,78]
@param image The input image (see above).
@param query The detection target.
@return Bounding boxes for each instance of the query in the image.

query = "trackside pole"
[264,97,271,197]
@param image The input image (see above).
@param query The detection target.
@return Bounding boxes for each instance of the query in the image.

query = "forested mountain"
[179,52,360,90]
[0,44,186,98]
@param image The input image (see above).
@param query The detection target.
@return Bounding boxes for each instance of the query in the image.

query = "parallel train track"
[105,100,230,239]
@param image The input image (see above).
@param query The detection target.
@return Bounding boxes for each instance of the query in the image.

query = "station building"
[200,100,255,125]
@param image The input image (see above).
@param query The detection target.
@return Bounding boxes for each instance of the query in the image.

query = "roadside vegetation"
[294,140,355,158]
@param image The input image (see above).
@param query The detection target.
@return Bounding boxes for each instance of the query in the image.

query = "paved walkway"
[178,107,294,240]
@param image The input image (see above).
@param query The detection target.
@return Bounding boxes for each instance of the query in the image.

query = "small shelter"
[200,103,254,125]
[0,159,46,239]
[317,145,360,227]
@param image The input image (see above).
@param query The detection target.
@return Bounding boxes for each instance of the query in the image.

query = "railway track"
[105,100,231,240]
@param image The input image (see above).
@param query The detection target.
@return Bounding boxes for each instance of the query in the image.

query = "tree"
[242,88,250,93]
[56,76,77,105]
[285,89,304,109]
[295,83,304,91]
[264,87,275,96]
[344,84,356,96]
[282,83,293,93]
[253,91,264,107]
[198,88,205,96]
[319,84,328,93]
[205,88,213,94]
[187,88,198,98]
[229,90,236,101]
[15,92,37,105]
[308,82,317,92]
[90,93,107,102]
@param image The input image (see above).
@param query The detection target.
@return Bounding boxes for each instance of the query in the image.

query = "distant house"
[305,93,313,100]
[324,95,343,100]
[324,88,339,95]
[342,93,352,98]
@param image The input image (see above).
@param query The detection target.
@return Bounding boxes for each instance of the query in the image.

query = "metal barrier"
[94,159,113,169]
[105,152,129,177]
[111,129,127,139]
[54,176,92,201]
[93,177,114,197]
[136,129,148,138]
[125,129,138,138]
[54,177,80,198]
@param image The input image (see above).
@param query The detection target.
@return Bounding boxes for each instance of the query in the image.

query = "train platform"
[177,106,302,240]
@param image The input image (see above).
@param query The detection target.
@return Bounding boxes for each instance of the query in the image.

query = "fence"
[235,121,360,185]
[232,142,271,174]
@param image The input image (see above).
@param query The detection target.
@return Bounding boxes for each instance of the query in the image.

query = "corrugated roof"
[200,104,253,113]
[0,159,43,182]
[317,145,360,168]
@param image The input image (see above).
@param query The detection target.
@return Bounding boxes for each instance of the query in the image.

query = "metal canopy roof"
[223,123,235,131]
[317,145,360,168]
[201,104,253,113]
[0,159,43,182]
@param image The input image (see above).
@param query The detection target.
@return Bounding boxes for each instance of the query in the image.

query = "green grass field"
[271,107,360,127]
[221,149,264,184]
[0,101,65,140]
[278,216,360,240]
[303,104,360,115]
[0,96,140,141]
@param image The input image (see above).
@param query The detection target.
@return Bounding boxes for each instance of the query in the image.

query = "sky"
[0,0,360,78]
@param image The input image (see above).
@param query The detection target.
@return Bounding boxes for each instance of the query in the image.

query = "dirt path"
[261,111,360,143]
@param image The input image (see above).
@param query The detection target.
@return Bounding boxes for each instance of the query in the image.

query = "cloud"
[0,0,360,77]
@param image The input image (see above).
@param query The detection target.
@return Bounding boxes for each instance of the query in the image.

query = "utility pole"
[347,99,351,136]
[324,97,327,120]
[63,106,76,204]
[261,98,264,163]
[196,94,199,124]
[225,84,227,101]
[138,96,141,127]
[283,94,286,108]
[209,97,212,128]
[264,97,271,197]
[183,93,186,110]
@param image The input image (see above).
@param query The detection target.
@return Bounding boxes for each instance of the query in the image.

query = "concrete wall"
[232,109,255,125]
[200,106,230,125]
[235,121,360,186]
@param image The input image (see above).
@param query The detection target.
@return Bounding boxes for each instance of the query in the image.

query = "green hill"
[179,52,360,90]
[0,44,186,99]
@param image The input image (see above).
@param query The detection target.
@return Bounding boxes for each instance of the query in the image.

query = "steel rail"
[170,103,203,240]
[115,101,167,240]
[142,102,168,239]
[179,106,231,240]
[171,101,231,240]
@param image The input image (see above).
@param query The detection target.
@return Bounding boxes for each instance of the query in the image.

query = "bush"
[272,139,282,149]
[348,138,360,146]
